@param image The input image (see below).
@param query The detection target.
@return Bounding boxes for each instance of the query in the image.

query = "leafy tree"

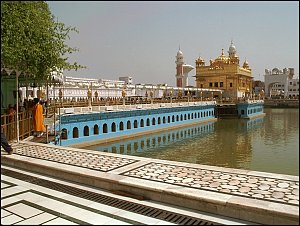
[1,1,85,80]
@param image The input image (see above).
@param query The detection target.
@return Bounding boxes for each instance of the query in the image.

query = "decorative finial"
[231,39,233,45]
[221,49,224,55]
[179,45,181,51]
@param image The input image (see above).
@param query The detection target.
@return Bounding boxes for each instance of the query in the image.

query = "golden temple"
[194,41,253,99]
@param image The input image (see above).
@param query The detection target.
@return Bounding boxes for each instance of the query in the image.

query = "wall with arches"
[56,104,216,146]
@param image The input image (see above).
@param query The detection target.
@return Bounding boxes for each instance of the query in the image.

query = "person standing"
[32,98,45,138]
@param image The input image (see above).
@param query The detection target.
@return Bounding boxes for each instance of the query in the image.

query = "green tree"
[1,1,85,80]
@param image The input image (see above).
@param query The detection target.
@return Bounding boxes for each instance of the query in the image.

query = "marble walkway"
[1,141,299,225]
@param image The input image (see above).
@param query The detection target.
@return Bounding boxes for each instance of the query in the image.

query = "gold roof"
[215,49,229,63]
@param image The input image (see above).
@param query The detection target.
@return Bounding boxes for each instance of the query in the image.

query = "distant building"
[194,41,253,99]
[287,78,299,98]
[119,76,133,85]
[264,67,298,98]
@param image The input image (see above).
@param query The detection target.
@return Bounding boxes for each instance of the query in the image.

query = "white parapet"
[62,108,74,114]
[105,106,114,111]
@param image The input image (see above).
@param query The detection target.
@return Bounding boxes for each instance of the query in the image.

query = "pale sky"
[48,1,299,86]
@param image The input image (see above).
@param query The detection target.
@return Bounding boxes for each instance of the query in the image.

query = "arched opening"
[73,127,79,138]
[158,117,161,124]
[163,116,166,124]
[84,126,89,136]
[111,122,116,132]
[176,115,179,121]
[184,114,187,120]
[146,118,150,126]
[134,120,138,128]
[140,119,144,127]
[103,124,108,133]
[172,115,175,122]
[152,118,156,125]
[119,121,124,131]
[127,120,131,129]
[180,115,183,121]
[94,124,99,134]
[168,116,170,123]
[61,128,68,140]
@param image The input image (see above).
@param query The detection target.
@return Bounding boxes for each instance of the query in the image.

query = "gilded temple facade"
[194,41,253,99]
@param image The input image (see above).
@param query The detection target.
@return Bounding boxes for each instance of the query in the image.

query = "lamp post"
[170,89,173,105]
[220,91,223,104]
[87,87,92,109]
[178,89,182,100]
[200,91,203,102]
[145,90,148,104]
[94,90,98,103]
[58,88,63,146]
[150,90,153,105]
[122,88,126,106]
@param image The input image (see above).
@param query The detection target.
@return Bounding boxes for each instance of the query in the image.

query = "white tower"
[175,47,184,87]
[175,47,194,87]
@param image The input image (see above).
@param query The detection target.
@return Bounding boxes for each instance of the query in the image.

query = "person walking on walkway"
[1,131,13,154]
[32,98,45,138]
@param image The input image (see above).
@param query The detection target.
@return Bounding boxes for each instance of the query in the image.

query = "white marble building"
[18,69,221,103]
[264,67,299,98]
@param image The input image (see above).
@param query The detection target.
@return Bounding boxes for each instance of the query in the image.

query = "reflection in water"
[85,122,215,155]
[83,108,299,176]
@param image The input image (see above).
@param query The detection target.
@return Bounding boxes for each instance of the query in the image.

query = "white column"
[33,87,38,98]
[21,87,26,103]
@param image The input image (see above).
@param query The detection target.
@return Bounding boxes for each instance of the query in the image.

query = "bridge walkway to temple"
[1,141,299,225]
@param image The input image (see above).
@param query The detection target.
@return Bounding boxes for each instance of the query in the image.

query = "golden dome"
[243,59,250,69]
[196,56,205,66]
[215,49,229,62]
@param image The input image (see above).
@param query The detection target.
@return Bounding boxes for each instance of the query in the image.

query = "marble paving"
[7,142,299,206]
[122,162,299,205]
[1,141,299,224]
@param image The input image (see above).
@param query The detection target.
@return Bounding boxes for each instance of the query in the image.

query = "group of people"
[1,98,46,154]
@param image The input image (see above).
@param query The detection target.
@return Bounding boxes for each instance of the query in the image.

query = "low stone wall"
[264,99,299,108]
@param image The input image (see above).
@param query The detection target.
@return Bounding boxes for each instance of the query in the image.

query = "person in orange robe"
[32,98,45,137]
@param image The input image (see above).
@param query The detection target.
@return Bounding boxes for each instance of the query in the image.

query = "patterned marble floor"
[1,141,299,224]
[9,142,299,206]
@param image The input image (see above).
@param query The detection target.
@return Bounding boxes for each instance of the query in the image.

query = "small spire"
[231,39,234,45]
[179,44,181,51]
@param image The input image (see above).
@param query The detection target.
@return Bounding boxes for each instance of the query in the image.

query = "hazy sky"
[48,1,299,86]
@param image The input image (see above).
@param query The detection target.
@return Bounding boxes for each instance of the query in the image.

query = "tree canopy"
[1,1,85,80]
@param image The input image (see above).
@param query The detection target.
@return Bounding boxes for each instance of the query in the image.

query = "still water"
[83,108,299,176]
